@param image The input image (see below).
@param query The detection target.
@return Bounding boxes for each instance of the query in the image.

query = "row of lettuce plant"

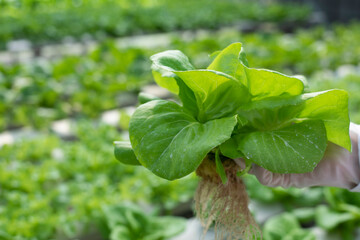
[0,43,156,131]
[0,121,197,240]
[1,24,360,131]
[1,114,360,239]
[0,0,311,50]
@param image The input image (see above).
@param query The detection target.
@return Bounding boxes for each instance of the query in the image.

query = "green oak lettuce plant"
[114,43,351,240]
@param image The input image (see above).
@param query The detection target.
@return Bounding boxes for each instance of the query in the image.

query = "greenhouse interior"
[1,0,360,239]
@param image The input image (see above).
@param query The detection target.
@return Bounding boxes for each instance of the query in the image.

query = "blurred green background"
[1,0,360,239]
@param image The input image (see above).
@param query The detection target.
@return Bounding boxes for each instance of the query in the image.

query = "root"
[195,157,262,240]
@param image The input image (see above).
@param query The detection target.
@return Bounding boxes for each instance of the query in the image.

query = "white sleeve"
[350,122,360,192]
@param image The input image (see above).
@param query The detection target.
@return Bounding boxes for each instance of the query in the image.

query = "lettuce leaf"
[129,100,237,180]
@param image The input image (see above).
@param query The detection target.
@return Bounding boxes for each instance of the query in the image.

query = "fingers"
[233,158,246,169]
[250,165,293,188]
[234,158,293,188]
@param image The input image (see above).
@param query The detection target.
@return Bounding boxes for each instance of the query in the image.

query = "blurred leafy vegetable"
[103,204,186,240]
[2,24,360,130]
[263,213,316,240]
[0,0,311,49]
[0,121,196,239]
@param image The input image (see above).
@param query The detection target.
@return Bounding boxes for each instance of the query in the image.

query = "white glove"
[235,123,360,191]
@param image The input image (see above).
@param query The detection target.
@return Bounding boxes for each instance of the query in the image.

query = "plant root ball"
[195,157,261,240]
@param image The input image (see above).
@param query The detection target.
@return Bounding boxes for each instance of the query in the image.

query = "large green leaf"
[298,90,351,151]
[174,70,250,122]
[207,42,246,79]
[208,42,304,100]
[236,95,305,131]
[243,67,304,100]
[238,105,302,131]
[239,95,303,111]
[150,50,195,94]
[150,50,198,117]
[238,120,327,173]
[129,100,237,180]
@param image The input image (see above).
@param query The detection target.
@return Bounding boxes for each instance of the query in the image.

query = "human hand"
[235,124,360,190]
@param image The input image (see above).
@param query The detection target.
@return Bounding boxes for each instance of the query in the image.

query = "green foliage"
[238,120,327,173]
[245,175,360,238]
[0,42,153,131]
[1,18,360,239]
[208,43,304,99]
[151,50,195,95]
[315,205,355,230]
[104,204,186,240]
[298,90,351,150]
[320,187,360,236]
[129,99,237,180]
[0,122,196,239]
[170,23,360,76]
[220,136,245,159]
[263,213,316,240]
[0,0,311,49]
[2,24,360,131]
[174,70,250,122]
[117,43,350,179]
